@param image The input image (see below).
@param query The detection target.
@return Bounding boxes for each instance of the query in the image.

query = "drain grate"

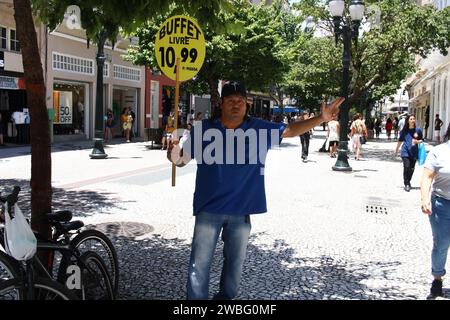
[86,221,154,238]
[365,205,388,215]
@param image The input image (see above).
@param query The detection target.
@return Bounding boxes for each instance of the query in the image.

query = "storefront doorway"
[112,86,138,138]
[0,75,28,144]
[52,81,88,139]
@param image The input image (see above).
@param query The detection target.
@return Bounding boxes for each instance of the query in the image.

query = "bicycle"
[0,187,78,300]
[0,187,116,300]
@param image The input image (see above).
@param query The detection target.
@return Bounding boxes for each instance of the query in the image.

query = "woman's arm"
[420,168,436,215]
[395,141,402,154]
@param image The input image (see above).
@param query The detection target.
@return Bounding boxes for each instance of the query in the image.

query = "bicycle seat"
[60,220,84,233]
[47,210,72,222]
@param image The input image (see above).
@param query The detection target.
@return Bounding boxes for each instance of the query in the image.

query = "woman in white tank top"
[327,115,340,157]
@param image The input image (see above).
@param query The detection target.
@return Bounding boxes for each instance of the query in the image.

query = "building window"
[103,63,109,77]
[0,27,6,50]
[10,29,20,52]
[53,82,86,135]
[113,64,141,82]
[52,52,94,75]
[444,78,448,111]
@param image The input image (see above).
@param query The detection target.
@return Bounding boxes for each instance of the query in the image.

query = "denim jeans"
[429,195,450,277]
[187,212,251,300]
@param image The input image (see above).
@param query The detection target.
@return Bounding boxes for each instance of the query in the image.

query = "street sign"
[155,15,205,82]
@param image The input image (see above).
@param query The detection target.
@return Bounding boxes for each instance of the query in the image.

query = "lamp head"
[349,0,365,22]
[328,0,345,18]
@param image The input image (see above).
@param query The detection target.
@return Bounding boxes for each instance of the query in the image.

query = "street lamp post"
[89,30,108,159]
[329,0,365,172]
[65,5,107,159]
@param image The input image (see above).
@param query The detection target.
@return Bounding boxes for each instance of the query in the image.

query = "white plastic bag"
[4,203,37,261]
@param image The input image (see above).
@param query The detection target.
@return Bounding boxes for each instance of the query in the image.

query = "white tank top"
[328,121,339,141]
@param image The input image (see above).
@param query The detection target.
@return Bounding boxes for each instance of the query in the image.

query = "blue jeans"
[187,212,251,300]
[429,195,450,277]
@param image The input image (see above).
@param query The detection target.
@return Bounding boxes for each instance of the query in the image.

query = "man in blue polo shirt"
[168,81,344,300]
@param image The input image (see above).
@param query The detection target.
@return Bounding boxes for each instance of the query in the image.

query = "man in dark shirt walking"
[435,114,444,144]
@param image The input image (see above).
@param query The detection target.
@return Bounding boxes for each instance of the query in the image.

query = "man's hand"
[167,139,180,164]
[320,97,345,122]
[421,200,432,215]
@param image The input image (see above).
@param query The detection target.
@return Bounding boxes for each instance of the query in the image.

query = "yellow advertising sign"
[155,15,205,82]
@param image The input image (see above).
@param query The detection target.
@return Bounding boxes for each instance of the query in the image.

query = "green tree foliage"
[17,0,229,237]
[291,0,450,108]
[31,0,231,44]
[126,0,285,108]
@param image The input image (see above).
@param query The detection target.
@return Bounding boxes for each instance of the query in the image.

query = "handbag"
[418,142,427,166]
[4,203,37,261]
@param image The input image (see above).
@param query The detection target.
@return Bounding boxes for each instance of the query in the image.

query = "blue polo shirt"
[185,118,286,216]
[399,127,423,159]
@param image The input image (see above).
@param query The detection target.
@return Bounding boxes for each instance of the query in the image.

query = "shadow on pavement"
[360,148,403,163]
[102,230,415,300]
[367,139,399,144]
[0,138,147,159]
[279,141,299,148]
[0,178,122,217]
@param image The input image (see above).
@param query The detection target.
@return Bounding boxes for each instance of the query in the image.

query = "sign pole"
[171,58,181,187]
[155,15,205,187]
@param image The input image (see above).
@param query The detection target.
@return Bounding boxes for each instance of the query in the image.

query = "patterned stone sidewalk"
[1,130,447,300]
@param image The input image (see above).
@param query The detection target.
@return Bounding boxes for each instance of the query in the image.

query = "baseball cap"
[221,81,247,99]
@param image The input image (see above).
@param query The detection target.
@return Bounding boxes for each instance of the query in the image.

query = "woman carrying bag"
[395,115,423,192]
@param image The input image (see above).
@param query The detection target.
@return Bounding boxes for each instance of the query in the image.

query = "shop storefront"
[52,81,89,140]
[0,74,29,144]
[112,86,138,137]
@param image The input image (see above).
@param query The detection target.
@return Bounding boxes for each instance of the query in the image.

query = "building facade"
[0,0,46,143]
[47,25,145,142]
[406,0,450,140]
[0,1,145,144]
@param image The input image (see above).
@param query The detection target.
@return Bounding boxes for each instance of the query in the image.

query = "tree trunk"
[276,87,284,116]
[207,77,220,119]
[13,0,51,238]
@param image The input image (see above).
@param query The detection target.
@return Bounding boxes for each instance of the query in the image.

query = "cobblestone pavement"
[1,130,448,300]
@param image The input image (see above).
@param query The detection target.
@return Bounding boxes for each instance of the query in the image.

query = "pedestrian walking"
[386,117,393,140]
[300,113,312,162]
[104,108,114,142]
[374,117,382,139]
[395,115,423,192]
[398,113,407,133]
[167,81,344,300]
[424,107,430,141]
[121,107,132,143]
[350,113,367,161]
[393,116,399,140]
[128,107,136,141]
[327,114,340,158]
[420,123,450,298]
[161,115,175,150]
[434,114,444,144]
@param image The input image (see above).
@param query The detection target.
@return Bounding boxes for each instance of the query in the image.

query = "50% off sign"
[155,15,205,186]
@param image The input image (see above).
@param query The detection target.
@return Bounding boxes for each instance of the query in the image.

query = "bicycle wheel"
[80,251,114,300]
[0,278,79,300]
[0,250,21,282]
[70,229,119,296]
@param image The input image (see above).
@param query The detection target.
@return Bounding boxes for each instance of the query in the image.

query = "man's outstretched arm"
[282,97,345,138]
